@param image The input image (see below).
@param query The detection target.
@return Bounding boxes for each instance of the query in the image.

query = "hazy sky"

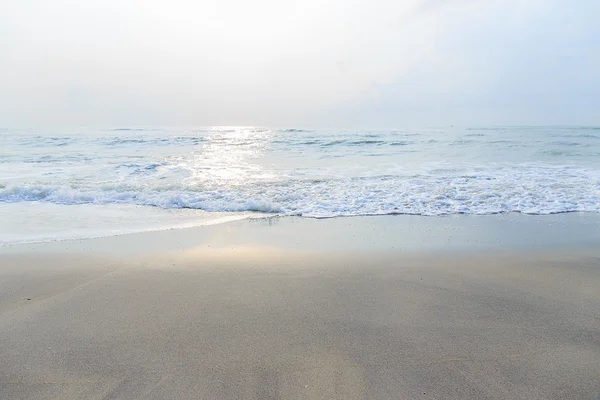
[1,0,598,128]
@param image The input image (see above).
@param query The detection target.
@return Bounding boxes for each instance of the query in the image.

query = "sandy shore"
[1,215,600,399]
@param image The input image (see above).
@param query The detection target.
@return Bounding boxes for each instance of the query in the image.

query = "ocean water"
[1,126,600,244]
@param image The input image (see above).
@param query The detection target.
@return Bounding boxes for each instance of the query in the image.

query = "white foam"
[1,164,599,218]
[0,203,264,245]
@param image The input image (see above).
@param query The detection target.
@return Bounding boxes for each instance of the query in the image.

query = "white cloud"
[1,0,598,127]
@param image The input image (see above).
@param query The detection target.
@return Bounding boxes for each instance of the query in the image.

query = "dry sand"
[1,215,600,399]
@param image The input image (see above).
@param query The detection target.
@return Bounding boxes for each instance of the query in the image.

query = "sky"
[1,0,599,128]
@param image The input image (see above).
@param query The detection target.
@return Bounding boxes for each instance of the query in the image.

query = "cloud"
[1,0,598,127]
[329,0,600,127]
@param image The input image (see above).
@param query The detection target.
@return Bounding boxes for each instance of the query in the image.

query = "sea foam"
[1,164,598,217]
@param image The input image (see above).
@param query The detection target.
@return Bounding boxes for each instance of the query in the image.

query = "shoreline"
[2,212,600,257]
[2,200,600,249]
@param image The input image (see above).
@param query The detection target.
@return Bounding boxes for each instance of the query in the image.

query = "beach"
[3,0,600,397]
[1,214,599,399]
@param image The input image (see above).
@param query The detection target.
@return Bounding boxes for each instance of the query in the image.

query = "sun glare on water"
[181,126,277,188]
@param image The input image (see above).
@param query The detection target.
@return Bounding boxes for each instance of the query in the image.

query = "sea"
[1,126,599,245]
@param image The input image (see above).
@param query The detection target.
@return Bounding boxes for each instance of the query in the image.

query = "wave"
[574,134,600,139]
[280,129,311,133]
[290,139,408,147]
[2,165,599,217]
[322,140,347,146]
[347,140,386,146]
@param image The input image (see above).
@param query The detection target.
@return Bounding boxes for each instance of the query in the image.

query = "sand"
[1,215,600,399]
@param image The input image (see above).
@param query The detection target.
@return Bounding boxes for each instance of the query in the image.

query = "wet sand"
[1,215,600,399]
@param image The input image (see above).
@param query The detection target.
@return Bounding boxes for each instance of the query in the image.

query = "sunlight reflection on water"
[182,126,278,188]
